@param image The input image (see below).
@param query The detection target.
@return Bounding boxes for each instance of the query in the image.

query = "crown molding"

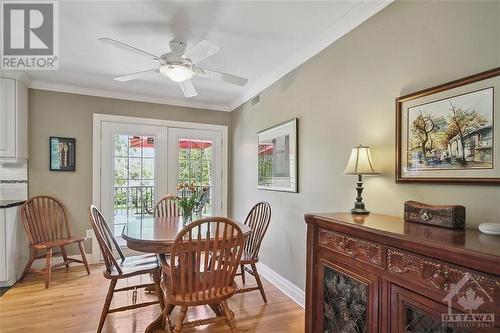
[0,70,33,86]
[228,0,393,111]
[28,79,233,112]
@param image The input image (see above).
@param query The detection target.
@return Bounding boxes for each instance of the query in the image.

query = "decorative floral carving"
[387,248,499,297]
[421,263,445,290]
[319,229,384,268]
[387,252,407,274]
[367,246,382,266]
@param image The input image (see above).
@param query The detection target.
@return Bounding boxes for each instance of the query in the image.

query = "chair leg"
[221,300,237,332]
[173,305,188,333]
[45,248,53,289]
[97,279,117,333]
[77,241,91,275]
[162,304,175,330]
[19,249,37,281]
[251,263,267,303]
[240,264,246,285]
[60,246,69,268]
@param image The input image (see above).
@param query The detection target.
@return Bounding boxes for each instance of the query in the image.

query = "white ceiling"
[26,1,391,111]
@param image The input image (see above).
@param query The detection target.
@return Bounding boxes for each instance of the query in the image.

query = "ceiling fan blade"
[114,69,159,82]
[179,79,198,98]
[194,68,248,87]
[99,37,160,60]
[182,40,220,64]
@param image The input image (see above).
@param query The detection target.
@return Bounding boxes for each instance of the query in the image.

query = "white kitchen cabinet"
[0,77,28,161]
[0,204,25,287]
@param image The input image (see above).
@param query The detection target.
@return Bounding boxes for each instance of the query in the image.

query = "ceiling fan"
[98,38,248,98]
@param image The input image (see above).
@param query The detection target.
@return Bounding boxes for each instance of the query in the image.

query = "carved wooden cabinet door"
[389,285,492,333]
[315,258,379,333]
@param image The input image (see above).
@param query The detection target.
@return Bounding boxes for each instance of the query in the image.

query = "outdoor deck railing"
[114,185,154,216]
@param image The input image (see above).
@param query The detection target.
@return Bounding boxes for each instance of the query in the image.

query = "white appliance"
[0,203,26,287]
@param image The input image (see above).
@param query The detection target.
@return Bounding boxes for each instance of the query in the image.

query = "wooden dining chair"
[159,217,244,333]
[235,202,271,302]
[154,195,180,218]
[89,205,163,333]
[19,195,90,288]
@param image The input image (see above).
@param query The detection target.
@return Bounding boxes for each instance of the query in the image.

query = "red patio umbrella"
[259,143,274,155]
[178,139,212,149]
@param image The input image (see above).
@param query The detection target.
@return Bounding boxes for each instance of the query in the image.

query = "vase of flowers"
[174,183,209,225]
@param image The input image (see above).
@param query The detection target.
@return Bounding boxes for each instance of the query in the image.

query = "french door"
[95,115,226,256]
[168,128,223,216]
[100,122,167,245]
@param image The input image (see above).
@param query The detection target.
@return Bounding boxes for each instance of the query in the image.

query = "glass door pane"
[100,121,166,253]
[405,306,467,333]
[113,135,156,237]
[168,128,223,216]
[177,138,213,216]
[323,266,367,332]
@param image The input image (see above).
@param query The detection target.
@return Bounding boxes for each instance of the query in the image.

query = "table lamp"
[344,145,379,215]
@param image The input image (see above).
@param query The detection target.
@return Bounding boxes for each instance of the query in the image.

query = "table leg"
[145,304,175,333]
[151,270,165,310]
[145,314,165,333]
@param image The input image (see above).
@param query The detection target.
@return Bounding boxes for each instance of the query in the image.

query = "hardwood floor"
[0,264,304,333]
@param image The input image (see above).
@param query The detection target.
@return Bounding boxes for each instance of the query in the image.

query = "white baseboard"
[31,253,96,269]
[256,262,305,308]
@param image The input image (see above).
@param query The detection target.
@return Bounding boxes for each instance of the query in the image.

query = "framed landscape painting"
[396,67,500,184]
[50,137,76,171]
[257,118,298,192]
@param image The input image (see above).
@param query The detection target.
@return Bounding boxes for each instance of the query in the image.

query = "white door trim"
[91,113,228,262]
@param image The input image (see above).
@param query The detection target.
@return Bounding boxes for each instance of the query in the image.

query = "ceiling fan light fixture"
[160,64,194,82]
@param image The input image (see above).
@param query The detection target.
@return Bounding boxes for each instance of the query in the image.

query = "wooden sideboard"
[305,213,500,333]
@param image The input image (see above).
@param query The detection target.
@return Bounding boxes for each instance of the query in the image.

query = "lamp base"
[351,207,370,215]
[350,174,370,215]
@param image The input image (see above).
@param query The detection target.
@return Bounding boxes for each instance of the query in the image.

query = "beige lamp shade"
[344,145,378,175]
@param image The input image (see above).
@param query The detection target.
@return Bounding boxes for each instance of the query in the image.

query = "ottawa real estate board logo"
[1,1,59,70]
[441,272,495,328]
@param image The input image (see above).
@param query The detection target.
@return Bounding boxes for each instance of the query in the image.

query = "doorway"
[92,114,227,261]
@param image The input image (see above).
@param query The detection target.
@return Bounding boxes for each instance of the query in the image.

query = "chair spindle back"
[154,195,179,218]
[244,202,271,260]
[20,196,72,245]
[167,217,244,302]
[89,205,125,275]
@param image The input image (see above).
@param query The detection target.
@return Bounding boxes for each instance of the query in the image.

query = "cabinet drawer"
[318,228,385,268]
[387,247,500,300]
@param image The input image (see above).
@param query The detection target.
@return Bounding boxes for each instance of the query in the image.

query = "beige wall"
[230,1,500,290]
[28,89,231,254]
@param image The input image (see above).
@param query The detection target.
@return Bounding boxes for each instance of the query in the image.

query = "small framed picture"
[396,67,500,184]
[50,137,76,171]
[258,118,298,192]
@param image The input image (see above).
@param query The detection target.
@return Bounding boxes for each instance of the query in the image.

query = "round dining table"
[122,216,251,333]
